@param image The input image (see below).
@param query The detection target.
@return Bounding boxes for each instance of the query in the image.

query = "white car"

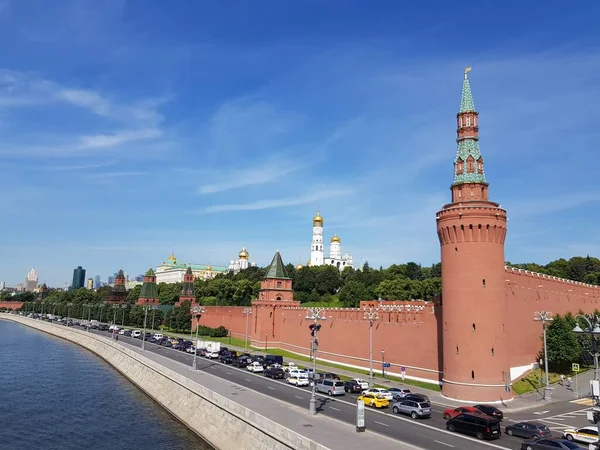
[288,369,308,379]
[247,362,264,373]
[562,426,599,444]
[287,376,310,387]
[153,333,163,339]
[185,346,196,354]
[206,351,219,359]
[131,330,142,338]
[283,363,298,372]
[361,388,394,401]
[354,379,369,389]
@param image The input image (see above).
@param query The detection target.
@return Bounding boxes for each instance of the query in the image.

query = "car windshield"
[418,403,430,408]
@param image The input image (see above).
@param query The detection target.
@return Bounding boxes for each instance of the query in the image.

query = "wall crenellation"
[505,266,600,291]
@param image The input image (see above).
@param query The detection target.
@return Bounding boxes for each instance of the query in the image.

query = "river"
[0,319,212,450]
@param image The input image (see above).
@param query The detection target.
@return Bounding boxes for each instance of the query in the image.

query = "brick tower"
[256,251,297,304]
[176,267,196,306]
[436,68,510,402]
[136,268,160,305]
[108,268,128,304]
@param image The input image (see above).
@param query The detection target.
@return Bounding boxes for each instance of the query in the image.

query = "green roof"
[460,73,475,113]
[140,268,158,300]
[145,268,155,277]
[161,263,227,273]
[264,251,289,279]
[453,140,487,185]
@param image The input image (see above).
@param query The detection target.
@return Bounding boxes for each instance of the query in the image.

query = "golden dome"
[238,246,249,259]
[330,234,341,243]
[168,253,176,261]
[296,263,304,270]
[312,209,324,226]
[306,260,312,267]
[206,265,212,271]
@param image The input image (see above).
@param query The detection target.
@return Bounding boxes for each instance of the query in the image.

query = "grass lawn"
[512,369,564,395]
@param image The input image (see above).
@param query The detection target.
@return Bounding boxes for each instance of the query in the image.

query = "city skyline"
[1,1,600,285]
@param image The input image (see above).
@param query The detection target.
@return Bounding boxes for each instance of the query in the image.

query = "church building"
[308,210,354,271]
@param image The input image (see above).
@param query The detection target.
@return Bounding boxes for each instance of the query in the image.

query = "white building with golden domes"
[228,246,256,274]
[309,210,354,271]
[155,253,228,284]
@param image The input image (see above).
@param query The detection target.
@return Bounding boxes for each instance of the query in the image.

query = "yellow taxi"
[562,426,598,444]
[357,393,389,408]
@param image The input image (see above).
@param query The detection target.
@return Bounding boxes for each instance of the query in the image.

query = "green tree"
[338,280,369,307]
[127,285,142,303]
[294,267,316,293]
[158,282,181,305]
[545,313,582,371]
[405,262,423,280]
[314,266,341,295]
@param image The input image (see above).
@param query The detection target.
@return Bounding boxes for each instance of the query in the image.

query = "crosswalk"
[572,398,596,406]
[509,407,593,433]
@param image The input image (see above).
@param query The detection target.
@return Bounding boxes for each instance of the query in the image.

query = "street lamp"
[381,350,386,379]
[243,307,252,351]
[112,304,119,340]
[86,304,92,332]
[142,304,158,350]
[265,334,268,351]
[573,314,600,395]
[305,307,327,416]
[121,304,127,327]
[191,305,206,370]
[363,307,380,388]
[534,311,553,401]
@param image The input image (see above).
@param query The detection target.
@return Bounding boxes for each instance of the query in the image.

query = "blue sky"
[2,0,600,286]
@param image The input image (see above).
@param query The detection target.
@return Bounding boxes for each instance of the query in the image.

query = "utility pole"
[305,307,327,416]
[243,307,252,351]
[363,307,380,388]
[534,311,553,401]
[191,305,206,370]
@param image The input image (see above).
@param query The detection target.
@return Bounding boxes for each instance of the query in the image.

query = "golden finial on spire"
[464,66,472,79]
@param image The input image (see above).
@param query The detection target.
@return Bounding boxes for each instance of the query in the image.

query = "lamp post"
[305,307,327,416]
[573,314,600,395]
[243,307,252,351]
[363,307,380,388]
[141,304,157,350]
[112,305,118,340]
[381,350,386,379]
[191,305,206,370]
[265,334,268,351]
[121,304,127,327]
[86,304,92,332]
[534,311,553,401]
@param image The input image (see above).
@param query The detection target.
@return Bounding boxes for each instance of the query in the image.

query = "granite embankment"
[1,315,328,450]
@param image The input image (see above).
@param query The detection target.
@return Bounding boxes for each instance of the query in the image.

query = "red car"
[442,406,482,420]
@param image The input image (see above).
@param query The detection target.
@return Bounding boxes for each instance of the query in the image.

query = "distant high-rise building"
[0,281,5,290]
[25,268,38,292]
[86,278,94,290]
[108,275,115,285]
[72,266,86,290]
[94,275,101,289]
[135,274,144,282]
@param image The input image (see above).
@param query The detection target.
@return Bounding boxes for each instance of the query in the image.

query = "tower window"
[456,346,459,355]
[482,279,486,288]
[467,157,474,173]
[459,117,462,127]
[471,370,475,380]
[491,347,495,356]
[456,159,464,175]
[276,281,282,288]
[472,323,476,332]
[477,159,483,174]
[466,116,471,126]
[455,247,458,254]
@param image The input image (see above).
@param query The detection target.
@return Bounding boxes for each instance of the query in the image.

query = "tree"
[127,285,142,303]
[314,266,341,295]
[158,282,181,305]
[338,280,369,307]
[545,313,581,371]
[405,262,423,280]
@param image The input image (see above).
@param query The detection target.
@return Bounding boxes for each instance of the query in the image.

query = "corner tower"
[436,68,510,402]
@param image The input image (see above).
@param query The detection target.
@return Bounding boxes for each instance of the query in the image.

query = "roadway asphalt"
[84,327,589,450]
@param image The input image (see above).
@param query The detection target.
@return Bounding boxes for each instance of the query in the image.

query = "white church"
[305,210,354,271]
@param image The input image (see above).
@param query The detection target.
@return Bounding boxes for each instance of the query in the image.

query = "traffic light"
[308,323,321,337]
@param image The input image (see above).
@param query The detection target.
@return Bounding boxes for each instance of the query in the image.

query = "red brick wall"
[0,302,24,310]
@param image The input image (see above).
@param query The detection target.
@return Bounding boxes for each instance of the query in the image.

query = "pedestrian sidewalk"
[517,369,595,405]
[163,330,540,410]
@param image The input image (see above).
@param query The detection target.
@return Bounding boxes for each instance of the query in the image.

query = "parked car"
[315,379,345,396]
[474,404,504,420]
[353,379,369,389]
[404,393,430,404]
[391,400,432,419]
[357,393,389,408]
[388,388,411,400]
[131,330,142,338]
[283,362,298,372]
[520,438,580,450]
[264,354,284,367]
[288,369,308,380]
[232,357,251,368]
[361,388,394,401]
[561,426,599,445]
[446,413,501,440]
[505,422,552,440]
[344,380,362,393]
[287,376,309,387]
[321,372,340,380]
[264,366,285,379]
[442,406,482,420]
[247,361,264,373]
[219,353,234,364]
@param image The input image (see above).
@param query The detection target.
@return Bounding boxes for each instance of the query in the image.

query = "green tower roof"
[453,140,487,185]
[264,251,289,279]
[460,68,476,113]
[145,268,155,277]
[139,268,158,300]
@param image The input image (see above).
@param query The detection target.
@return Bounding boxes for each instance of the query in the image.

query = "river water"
[0,320,212,450]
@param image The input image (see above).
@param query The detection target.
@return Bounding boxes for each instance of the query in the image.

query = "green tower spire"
[460,67,475,113]
[264,251,290,279]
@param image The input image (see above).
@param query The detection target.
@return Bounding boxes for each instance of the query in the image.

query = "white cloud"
[203,189,353,213]
[79,129,162,149]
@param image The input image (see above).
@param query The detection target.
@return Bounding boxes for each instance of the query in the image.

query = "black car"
[474,404,504,420]
[520,438,580,450]
[344,380,362,393]
[505,422,552,440]
[264,367,285,379]
[404,393,430,403]
[233,357,251,368]
[322,373,340,380]
[219,353,234,364]
[446,413,501,440]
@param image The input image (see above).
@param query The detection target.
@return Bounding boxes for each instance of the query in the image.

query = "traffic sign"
[383,362,391,368]
[572,363,580,372]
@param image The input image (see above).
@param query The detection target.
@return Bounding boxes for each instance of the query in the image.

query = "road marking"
[374,420,389,427]
[434,441,454,448]
[295,395,304,400]
[244,378,252,382]
[330,407,340,411]
[226,372,232,375]
[268,386,275,390]
[572,398,595,406]
[533,410,550,415]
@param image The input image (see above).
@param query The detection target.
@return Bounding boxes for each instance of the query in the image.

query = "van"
[446,413,501,440]
[265,354,283,366]
[153,333,163,340]
[316,379,345,396]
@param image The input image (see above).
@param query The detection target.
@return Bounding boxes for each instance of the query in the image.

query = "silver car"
[391,400,432,419]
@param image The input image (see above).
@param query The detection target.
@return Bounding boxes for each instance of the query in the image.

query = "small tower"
[310,210,324,266]
[256,251,296,304]
[176,267,196,306]
[38,283,48,300]
[108,269,128,304]
[136,268,160,305]
[436,68,509,402]
[329,234,342,260]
